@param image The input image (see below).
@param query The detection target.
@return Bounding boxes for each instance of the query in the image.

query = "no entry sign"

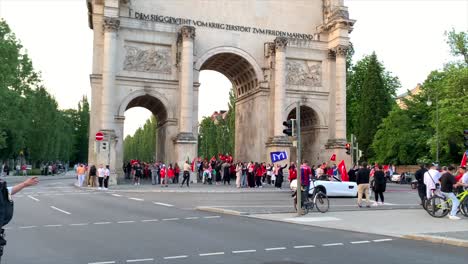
[95,132,104,141]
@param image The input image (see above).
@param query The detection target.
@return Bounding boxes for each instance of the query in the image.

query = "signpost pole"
[296,101,302,216]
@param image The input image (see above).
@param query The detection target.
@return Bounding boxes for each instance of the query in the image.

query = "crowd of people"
[74,163,110,190]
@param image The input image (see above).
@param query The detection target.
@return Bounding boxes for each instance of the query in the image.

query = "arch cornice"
[194,46,264,83]
[284,101,327,127]
[116,88,173,119]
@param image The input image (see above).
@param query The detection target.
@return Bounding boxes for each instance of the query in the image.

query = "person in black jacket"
[356,162,371,208]
[348,165,357,182]
[414,164,427,206]
[373,165,386,205]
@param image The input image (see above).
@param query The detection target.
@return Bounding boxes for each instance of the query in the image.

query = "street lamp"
[427,95,439,163]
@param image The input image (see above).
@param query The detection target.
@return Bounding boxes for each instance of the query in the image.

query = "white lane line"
[88,261,116,264]
[117,221,135,224]
[126,258,154,262]
[129,197,144,201]
[163,255,188,259]
[185,217,200,220]
[70,223,89,226]
[111,194,122,197]
[203,216,221,219]
[94,222,112,225]
[373,238,393,242]
[322,243,344,247]
[162,218,179,221]
[153,202,174,207]
[50,206,71,215]
[199,252,224,256]
[294,245,316,249]
[351,240,371,244]
[19,226,37,229]
[232,249,256,254]
[44,224,63,227]
[265,247,286,251]
[27,195,40,202]
[141,219,158,222]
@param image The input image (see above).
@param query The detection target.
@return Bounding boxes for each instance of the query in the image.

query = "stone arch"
[117,89,173,123]
[284,102,327,127]
[195,46,263,97]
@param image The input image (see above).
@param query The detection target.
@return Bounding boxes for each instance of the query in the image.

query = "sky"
[0,0,466,137]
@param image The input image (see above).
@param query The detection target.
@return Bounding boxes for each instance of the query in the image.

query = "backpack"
[0,181,14,227]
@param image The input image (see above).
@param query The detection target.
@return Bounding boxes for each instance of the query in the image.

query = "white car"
[290,177,358,197]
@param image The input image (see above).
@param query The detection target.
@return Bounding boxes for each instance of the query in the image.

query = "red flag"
[461,151,467,167]
[330,154,336,161]
[338,160,349,181]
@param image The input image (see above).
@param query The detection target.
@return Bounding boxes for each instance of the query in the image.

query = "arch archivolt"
[284,101,327,128]
[116,88,173,122]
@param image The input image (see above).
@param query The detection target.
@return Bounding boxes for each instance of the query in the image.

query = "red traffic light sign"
[95,132,104,141]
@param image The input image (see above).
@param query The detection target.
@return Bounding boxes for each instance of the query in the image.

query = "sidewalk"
[1,172,74,184]
[244,209,468,247]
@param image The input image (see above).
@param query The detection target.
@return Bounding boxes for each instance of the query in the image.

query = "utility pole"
[296,101,302,216]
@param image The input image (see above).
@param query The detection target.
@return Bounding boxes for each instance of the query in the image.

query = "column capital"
[103,17,120,32]
[328,49,336,60]
[274,37,288,52]
[333,45,348,57]
[180,26,196,41]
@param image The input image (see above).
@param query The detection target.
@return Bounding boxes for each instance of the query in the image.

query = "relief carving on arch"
[123,45,172,74]
[286,60,321,87]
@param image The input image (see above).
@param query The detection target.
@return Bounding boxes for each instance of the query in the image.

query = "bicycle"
[425,189,468,218]
[291,179,329,214]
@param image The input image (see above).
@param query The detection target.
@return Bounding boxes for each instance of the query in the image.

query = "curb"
[402,234,468,248]
[196,206,250,216]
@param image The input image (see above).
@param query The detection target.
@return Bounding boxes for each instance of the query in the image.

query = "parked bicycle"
[290,179,329,214]
[425,189,468,218]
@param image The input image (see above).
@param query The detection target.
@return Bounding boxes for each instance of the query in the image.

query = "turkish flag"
[338,160,349,181]
[461,151,467,167]
[330,154,336,161]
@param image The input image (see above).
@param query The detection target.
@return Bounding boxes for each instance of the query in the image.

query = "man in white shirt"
[458,166,468,189]
[97,164,105,190]
[424,163,441,198]
[103,165,110,190]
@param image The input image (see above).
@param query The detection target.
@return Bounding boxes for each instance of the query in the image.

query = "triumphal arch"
[86,0,355,184]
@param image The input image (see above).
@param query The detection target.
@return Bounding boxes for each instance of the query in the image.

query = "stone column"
[273,37,288,137]
[101,17,120,130]
[327,50,336,140]
[177,25,196,139]
[334,45,348,141]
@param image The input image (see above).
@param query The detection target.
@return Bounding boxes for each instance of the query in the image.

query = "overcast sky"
[0,0,466,137]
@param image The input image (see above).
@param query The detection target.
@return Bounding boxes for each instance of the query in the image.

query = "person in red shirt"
[255,162,264,188]
[167,164,175,183]
[288,162,297,182]
[174,163,180,184]
[160,165,168,187]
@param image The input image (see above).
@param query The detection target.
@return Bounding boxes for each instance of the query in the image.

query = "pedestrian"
[77,164,86,187]
[168,164,175,184]
[247,162,255,188]
[458,166,467,189]
[235,162,242,188]
[423,163,441,199]
[266,164,273,185]
[88,164,97,187]
[160,165,167,187]
[356,162,371,208]
[348,165,357,182]
[241,162,247,187]
[373,165,386,205]
[288,162,297,182]
[3,164,9,176]
[103,165,110,190]
[255,162,263,188]
[181,160,191,187]
[439,165,462,220]
[223,161,231,185]
[134,163,142,186]
[414,164,428,206]
[97,164,105,190]
[174,163,180,184]
[151,162,158,185]
[274,163,288,189]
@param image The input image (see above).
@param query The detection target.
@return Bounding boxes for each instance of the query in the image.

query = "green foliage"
[445,28,468,64]
[123,116,157,162]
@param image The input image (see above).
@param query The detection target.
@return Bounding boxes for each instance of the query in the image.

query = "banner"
[330,154,336,161]
[270,151,288,163]
[338,160,349,182]
[461,151,467,167]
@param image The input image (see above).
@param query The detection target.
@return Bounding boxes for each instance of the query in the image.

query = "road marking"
[70,223,89,226]
[232,249,256,254]
[265,247,286,251]
[111,194,122,197]
[294,245,316,249]
[44,224,62,227]
[129,197,144,201]
[50,206,71,215]
[164,255,188,259]
[141,219,158,222]
[199,252,224,256]
[322,243,344,247]
[373,238,393,242]
[162,218,179,221]
[351,240,371,244]
[203,216,221,219]
[88,262,115,264]
[153,202,174,207]
[117,221,135,224]
[126,258,154,262]
[94,222,112,225]
[19,226,37,229]
[27,195,40,202]
[285,216,341,222]
[185,217,200,220]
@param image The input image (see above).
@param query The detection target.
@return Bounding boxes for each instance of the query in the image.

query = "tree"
[123,116,157,162]
[445,28,468,64]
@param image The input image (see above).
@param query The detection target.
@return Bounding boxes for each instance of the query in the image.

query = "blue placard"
[270,151,288,163]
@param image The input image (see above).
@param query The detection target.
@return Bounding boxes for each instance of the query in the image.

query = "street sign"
[270,151,288,163]
[95,132,104,141]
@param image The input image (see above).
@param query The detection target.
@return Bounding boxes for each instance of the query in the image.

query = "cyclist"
[439,165,463,220]
[423,163,441,199]
[299,160,312,208]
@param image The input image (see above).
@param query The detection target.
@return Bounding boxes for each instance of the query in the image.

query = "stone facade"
[86,0,355,184]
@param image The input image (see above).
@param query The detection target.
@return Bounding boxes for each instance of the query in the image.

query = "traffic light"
[345,143,351,155]
[464,129,468,147]
[100,141,109,152]
[283,119,296,136]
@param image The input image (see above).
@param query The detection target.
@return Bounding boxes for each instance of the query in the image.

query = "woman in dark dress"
[373,165,386,205]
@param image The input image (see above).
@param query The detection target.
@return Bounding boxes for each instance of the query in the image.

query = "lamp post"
[427,94,439,163]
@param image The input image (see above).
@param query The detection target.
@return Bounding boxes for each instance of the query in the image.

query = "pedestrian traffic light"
[345,143,351,155]
[100,141,108,152]
[283,119,295,136]
[464,129,468,147]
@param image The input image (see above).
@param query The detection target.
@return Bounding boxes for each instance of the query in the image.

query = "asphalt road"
[2,178,466,264]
